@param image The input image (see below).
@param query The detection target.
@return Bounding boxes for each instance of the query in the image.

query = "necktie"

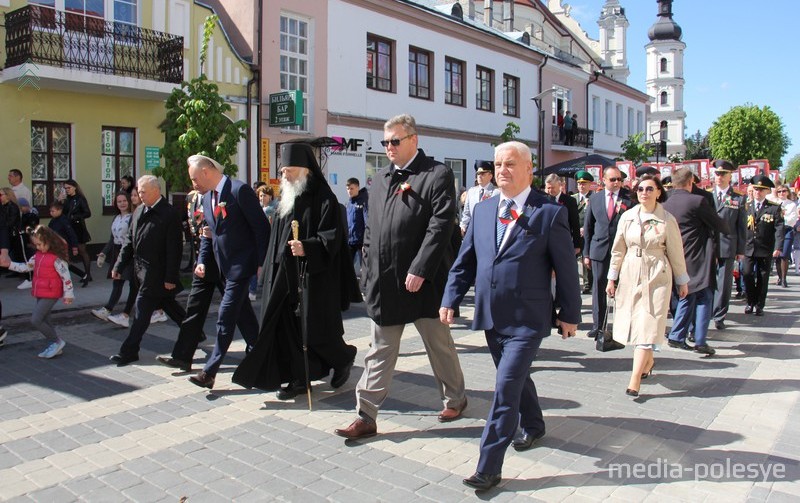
[755,202,761,213]
[718,191,723,204]
[478,188,484,201]
[496,199,515,250]
[607,192,615,220]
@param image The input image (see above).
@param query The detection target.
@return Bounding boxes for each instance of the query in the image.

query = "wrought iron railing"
[4,5,183,84]
[552,124,594,149]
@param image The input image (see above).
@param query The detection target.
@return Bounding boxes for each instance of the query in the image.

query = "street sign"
[269,90,303,127]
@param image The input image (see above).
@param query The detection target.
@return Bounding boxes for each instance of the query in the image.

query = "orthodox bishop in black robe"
[233,142,359,396]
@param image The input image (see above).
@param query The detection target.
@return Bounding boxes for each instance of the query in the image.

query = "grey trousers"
[356,318,467,420]
[713,257,735,322]
[31,298,59,342]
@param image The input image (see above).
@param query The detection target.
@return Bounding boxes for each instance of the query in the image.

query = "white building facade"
[325,0,544,202]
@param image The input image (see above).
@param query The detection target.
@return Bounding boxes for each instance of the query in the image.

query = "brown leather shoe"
[188,371,215,389]
[156,355,191,372]
[438,398,468,422]
[334,418,377,439]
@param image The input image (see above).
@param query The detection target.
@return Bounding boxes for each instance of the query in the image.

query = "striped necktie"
[496,199,515,250]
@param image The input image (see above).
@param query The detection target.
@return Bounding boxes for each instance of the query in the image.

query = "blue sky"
[567,0,799,167]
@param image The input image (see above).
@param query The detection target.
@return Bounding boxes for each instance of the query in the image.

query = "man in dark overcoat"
[664,168,730,356]
[335,114,467,440]
[110,175,185,365]
[233,143,358,397]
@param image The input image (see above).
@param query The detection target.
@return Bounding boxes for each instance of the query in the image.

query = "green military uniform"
[574,170,594,293]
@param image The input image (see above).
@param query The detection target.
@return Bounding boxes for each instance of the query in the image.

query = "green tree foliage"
[708,104,790,169]
[619,132,653,164]
[784,153,800,184]
[156,15,248,191]
[684,130,711,160]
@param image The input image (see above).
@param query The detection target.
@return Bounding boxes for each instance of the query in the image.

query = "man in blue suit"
[440,141,581,491]
[185,155,269,389]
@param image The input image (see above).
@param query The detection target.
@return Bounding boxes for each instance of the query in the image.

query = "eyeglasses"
[637,186,656,193]
[380,134,415,147]
[777,189,789,193]
[606,177,622,182]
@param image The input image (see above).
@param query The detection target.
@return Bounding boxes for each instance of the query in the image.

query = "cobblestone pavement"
[0,274,798,502]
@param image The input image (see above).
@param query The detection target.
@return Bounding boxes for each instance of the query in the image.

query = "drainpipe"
[585,69,601,151]
[536,54,549,184]
[245,0,264,186]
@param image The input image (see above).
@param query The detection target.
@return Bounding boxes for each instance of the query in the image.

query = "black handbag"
[596,299,625,352]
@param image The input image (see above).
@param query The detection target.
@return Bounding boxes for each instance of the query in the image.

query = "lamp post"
[531,87,558,184]
[650,127,666,164]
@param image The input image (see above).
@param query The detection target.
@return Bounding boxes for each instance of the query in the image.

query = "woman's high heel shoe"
[641,362,655,379]
[625,388,639,397]
[81,276,90,287]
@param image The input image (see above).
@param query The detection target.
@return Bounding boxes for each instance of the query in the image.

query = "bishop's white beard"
[278,171,309,218]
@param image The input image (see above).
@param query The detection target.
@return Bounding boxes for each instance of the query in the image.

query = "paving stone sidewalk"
[0,273,798,502]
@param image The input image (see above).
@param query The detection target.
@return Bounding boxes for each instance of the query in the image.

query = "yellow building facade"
[0,0,253,244]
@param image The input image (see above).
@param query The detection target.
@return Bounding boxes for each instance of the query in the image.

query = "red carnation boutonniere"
[617,201,628,213]
[213,201,228,219]
[396,182,412,195]
[498,206,527,225]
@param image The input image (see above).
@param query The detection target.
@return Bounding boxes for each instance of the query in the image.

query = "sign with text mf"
[269,90,303,127]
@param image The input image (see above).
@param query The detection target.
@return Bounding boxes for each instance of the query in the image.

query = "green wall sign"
[269,90,303,127]
[145,146,161,171]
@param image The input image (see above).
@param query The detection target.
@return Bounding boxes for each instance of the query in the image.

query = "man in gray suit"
[572,170,593,294]
[710,160,746,330]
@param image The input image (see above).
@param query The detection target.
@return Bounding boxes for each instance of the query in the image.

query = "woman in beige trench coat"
[606,175,689,397]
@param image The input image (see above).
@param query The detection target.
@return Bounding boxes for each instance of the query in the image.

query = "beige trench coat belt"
[623,246,666,311]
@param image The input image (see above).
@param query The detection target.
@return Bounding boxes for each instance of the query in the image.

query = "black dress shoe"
[110,354,139,366]
[755,307,764,316]
[714,320,726,330]
[463,472,501,491]
[156,355,191,372]
[277,382,307,400]
[744,305,754,314]
[512,430,545,452]
[188,371,215,389]
[587,329,599,339]
[667,339,693,350]
[734,291,743,299]
[694,344,716,356]
[331,360,353,389]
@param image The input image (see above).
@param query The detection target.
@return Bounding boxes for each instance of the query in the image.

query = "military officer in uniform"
[710,160,746,330]
[742,175,784,316]
[572,170,593,294]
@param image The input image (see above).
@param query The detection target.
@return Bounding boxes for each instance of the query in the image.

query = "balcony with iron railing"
[551,124,594,149]
[2,4,183,85]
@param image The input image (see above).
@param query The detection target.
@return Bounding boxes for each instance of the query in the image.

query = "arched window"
[660,57,668,73]
[660,91,668,105]
[660,121,668,141]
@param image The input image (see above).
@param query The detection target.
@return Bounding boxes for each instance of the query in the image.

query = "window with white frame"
[637,111,643,134]
[280,14,310,131]
[445,158,466,193]
[605,100,612,134]
[592,96,600,131]
[627,107,634,137]
[503,74,519,117]
[551,85,572,123]
[615,104,623,137]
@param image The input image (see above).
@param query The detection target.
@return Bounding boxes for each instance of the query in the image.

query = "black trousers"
[742,255,772,309]
[170,268,226,362]
[590,256,611,334]
[119,291,186,358]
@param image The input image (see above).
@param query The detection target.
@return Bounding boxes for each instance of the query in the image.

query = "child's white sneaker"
[39,339,66,359]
